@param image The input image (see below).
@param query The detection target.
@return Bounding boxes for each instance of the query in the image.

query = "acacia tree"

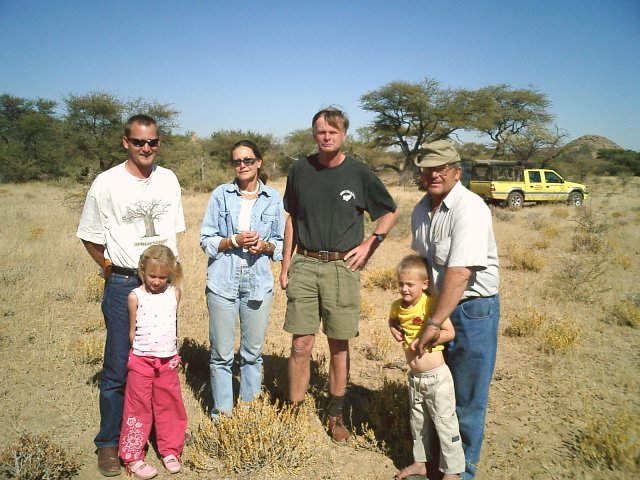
[360,78,479,175]
[506,124,567,165]
[64,92,180,172]
[0,94,66,181]
[474,84,552,159]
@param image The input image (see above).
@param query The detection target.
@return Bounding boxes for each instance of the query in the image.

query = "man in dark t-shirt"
[280,107,398,442]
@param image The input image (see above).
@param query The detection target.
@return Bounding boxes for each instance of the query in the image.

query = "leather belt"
[296,246,347,262]
[111,265,138,277]
[458,294,496,305]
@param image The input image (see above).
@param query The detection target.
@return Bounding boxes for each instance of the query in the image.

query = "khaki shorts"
[284,254,360,339]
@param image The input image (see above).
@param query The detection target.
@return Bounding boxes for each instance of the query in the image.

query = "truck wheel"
[568,191,583,206]
[506,192,523,208]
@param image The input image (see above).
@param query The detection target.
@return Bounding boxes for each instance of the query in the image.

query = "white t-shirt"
[77,162,186,268]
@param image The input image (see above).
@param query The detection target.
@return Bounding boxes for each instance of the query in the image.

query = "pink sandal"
[126,460,157,479]
[162,455,182,474]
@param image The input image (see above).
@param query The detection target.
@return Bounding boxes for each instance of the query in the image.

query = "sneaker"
[162,455,182,474]
[328,415,350,442]
[126,460,157,480]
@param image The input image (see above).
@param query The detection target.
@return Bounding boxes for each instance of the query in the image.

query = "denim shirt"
[200,180,284,301]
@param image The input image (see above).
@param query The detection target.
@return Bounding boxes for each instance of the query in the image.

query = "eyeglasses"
[231,157,258,167]
[127,137,160,148]
[420,164,456,176]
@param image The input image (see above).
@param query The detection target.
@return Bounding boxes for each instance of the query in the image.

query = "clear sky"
[1,0,639,150]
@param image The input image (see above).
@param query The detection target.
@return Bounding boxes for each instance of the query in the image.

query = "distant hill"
[564,134,622,152]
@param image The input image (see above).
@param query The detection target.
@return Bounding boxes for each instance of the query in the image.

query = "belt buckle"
[319,250,329,262]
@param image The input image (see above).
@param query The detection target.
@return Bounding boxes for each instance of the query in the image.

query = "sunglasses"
[231,157,259,167]
[420,163,456,175]
[127,137,160,148]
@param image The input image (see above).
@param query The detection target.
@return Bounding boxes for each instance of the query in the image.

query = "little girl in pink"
[119,244,187,479]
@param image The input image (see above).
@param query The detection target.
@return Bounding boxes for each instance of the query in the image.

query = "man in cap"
[410,139,500,480]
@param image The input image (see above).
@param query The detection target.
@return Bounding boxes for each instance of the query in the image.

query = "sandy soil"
[0,178,638,479]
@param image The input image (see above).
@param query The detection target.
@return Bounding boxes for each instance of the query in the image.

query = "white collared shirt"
[411,181,499,299]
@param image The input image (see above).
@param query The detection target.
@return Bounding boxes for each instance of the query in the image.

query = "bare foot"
[394,461,427,479]
[442,474,460,480]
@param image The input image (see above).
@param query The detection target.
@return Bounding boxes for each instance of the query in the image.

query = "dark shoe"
[328,415,350,442]
[97,447,121,477]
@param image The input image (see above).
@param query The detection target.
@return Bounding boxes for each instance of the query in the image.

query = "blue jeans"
[447,294,500,480]
[95,272,140,449]
[207,267,272,417]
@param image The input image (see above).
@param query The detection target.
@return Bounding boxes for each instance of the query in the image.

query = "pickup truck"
[469,165,589,207]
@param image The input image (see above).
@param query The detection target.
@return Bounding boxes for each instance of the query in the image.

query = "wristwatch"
[373,233,386,243]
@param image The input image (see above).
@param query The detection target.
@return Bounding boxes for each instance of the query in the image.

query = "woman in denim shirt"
[200,140,284,417]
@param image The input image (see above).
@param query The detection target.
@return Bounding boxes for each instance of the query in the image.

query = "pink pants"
[119,353,187,463]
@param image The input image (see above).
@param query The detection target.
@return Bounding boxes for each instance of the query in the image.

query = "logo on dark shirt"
[339,190,356,201]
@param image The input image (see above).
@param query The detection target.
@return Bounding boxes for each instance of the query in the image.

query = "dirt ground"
[0,177,638,479]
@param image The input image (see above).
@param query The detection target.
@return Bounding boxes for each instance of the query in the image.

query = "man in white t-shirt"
[77,115,185,477]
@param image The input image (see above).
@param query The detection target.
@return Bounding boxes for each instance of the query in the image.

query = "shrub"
[492,208,514,222]
[504,241,544,272]
[84,272,104,302]
[363,267,397,290]
[72,335,103,365]
[611,294,640,328]
[362,322,394,362]
[551,252,609,303]
[360,297,376,320]
[533,237,551,250]
[186,394,315,475]
[361,378,412,465]
[577,407,640,470]
[28,225,45,241]
[541,318,583,354]
[550,207,570,219]
[571,207,609,254]
[0,433,81,480]
[502,307,546,338]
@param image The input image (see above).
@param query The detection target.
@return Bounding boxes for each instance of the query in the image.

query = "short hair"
[396,255,429,281]
[125,114,157,137]
[312,107,349,133]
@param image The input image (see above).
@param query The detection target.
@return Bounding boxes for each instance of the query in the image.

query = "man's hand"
[279,268,289,290]
[343,238,377,272]
[410,324,441,357]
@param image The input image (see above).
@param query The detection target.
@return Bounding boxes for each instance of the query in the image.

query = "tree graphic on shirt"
[122,200,169,237]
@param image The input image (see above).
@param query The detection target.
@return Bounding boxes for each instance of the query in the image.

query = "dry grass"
[186,394,316,476]
[0,433,81,480]
[363,267,397,290]
[576,406,640,470]
[0,177,639,479]
[504,241,545,271]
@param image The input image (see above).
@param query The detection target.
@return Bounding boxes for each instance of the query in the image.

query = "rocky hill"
[564,134,622,152]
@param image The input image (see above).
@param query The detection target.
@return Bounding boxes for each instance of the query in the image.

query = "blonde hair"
[396,255,429,282]
[137,244,184,296]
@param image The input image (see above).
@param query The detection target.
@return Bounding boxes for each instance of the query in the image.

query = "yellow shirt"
[389,293,444,351]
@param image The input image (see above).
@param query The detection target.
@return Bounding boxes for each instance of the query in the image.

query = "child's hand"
[388,321,404,343]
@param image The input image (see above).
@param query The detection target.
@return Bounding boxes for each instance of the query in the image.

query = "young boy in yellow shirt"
[389,255,464,480]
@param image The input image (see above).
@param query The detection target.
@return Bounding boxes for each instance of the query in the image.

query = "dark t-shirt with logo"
[283,154,397,252]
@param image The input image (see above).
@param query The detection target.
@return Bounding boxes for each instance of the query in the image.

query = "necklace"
[240,184,259,195]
